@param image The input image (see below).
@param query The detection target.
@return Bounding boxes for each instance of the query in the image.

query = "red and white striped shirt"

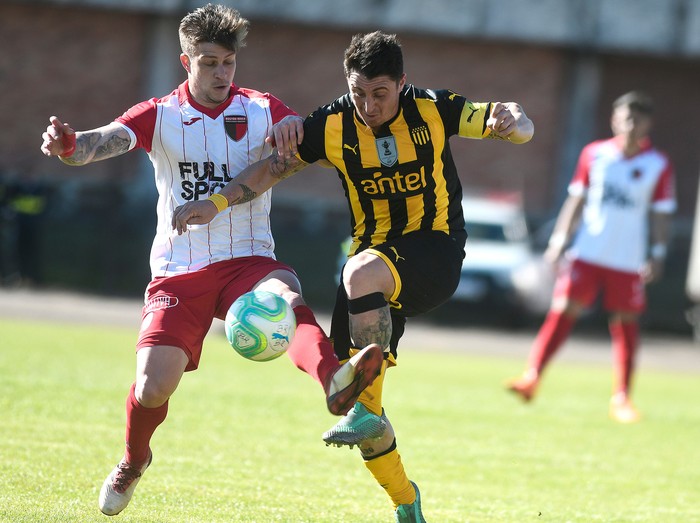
[567,137,676,272]
[115,81,296,277]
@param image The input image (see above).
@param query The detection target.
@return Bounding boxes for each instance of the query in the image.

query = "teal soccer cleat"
[395,481,426,523]
[322,402,387,448]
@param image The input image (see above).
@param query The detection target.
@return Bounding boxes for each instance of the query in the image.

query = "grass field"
[1,317,699,522]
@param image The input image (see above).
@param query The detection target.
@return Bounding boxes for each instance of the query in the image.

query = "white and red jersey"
[567,137,676,273]
[115,81,296,278]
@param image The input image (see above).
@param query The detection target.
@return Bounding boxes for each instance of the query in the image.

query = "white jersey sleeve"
[115,81,297,277]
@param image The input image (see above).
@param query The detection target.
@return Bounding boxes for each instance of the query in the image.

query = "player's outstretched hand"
[171,201,219,235]
[41,116,76,157]
[266,115,304,160]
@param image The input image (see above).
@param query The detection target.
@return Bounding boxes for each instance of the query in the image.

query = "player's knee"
[135,377,175,408]
[342,255,372,292]
[552,296,583,318]
[343,252,392,298]
[254,271,303,309]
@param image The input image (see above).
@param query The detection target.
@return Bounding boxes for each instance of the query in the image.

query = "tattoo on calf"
[350,305,392,349]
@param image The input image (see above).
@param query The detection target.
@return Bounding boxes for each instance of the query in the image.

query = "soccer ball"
[224,290,296,362]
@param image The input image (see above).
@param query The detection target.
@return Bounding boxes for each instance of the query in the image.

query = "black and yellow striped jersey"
[297,84,493,255]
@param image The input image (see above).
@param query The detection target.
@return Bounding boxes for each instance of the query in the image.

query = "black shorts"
[330,230,465,361]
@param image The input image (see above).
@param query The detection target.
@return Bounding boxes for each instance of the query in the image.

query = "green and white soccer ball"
[225,290,296,362]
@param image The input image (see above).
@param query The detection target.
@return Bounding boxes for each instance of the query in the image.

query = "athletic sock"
[609,319,639,395]
[286,305,340,388]
[124,383,167,466]
[363,440,415,508]
[527,310,575,375]
[348,346,391,415]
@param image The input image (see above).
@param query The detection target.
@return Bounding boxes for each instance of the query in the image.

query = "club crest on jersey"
[376,136,398,167]
[410,125,431,146]
[224,114,248,141]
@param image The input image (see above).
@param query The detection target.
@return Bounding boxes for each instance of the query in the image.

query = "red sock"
[286,305,340,389]
[528,310,575,374]
[125,383,168,466]
[609,320,639,395]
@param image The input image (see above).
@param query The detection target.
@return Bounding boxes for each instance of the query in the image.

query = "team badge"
[376,136,398,167]
[410,125,431,146]
[224,115,248,141]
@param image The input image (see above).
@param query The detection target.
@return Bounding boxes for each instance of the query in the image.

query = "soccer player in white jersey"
[40,4,382,516]
[507,91,676,423]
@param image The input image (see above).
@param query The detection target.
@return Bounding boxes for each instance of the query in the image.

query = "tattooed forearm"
[59,132,100,165]
[60,130,130,165]
[349,305,392,350]
[93,134,131,161]
[231,184,257,204]
[485,132,511,141]
[269,154,304,180]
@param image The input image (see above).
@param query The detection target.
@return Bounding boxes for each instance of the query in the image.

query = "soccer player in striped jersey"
[507,91,676,423]
[40,4,383,516]
[173,31,533,521]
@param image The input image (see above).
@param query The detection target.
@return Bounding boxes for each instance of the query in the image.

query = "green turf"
[1,318,699,522]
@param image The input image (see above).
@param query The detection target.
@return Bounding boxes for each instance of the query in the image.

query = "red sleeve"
[267,93,298,123]
[115,99,158,153]
[652,155,676,203]
[568,142,596,194]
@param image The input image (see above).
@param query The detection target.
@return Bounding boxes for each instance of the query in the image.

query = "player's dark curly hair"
[343,31,404,82]
[178,3,249,56]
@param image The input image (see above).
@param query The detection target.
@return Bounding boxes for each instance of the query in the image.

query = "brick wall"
[4,4,699,218]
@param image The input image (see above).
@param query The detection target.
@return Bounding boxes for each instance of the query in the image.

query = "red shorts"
[553,259,646,313]
[136,257,296,371]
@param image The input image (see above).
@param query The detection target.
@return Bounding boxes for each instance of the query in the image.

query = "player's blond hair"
[178,3,249,56]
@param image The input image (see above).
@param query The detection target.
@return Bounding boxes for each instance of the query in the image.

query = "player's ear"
[180,53,191,73]
[398,73,407,90]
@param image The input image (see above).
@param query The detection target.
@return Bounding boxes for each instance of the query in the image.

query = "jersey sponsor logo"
[389,246,406,262]
[178,162,233,200]
[465,104,479,123]
[360,166,426,196]
[376,136,398,167]
[144,295,179,314]
[183,117,202,126]
[602,182,635,208]
[224,114,248,141]
[410,125,431,146]
[343,143,359,155]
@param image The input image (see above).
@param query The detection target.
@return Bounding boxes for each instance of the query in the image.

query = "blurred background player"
[507,91,676,423]
[39,4,382,516]
[173,30,534,522]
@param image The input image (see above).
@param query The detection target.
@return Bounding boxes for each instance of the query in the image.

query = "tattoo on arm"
[93,134,131,161]
[231,184,257,204]
[269,154,305,180]
[64,129,131,164]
